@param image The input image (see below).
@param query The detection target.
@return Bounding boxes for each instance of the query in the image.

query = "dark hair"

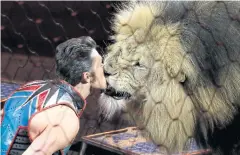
[55,36,97,86]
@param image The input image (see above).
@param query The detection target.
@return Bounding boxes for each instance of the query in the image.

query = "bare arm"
[23,105,80,155]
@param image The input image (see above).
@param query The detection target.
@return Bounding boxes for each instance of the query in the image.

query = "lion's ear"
[166,65,186,83]
[176,71,186,83]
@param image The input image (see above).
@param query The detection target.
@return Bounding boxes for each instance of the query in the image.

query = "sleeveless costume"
[1,80,86,155]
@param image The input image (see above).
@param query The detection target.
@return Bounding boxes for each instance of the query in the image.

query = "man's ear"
[82,72,91,83]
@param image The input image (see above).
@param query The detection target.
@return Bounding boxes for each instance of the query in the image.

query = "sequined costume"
[1,80,86,155]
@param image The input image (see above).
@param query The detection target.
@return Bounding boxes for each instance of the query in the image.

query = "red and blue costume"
[1,80,86,155]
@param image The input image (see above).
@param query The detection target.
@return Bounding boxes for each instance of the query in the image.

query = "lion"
[98,1,240,155]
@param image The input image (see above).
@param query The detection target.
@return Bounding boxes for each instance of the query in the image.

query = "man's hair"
[55,36,97,86]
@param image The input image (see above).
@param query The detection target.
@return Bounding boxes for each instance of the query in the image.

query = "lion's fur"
[100,1,240,154]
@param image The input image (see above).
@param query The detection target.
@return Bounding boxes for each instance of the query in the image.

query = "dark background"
[1,1,122,83]
[1,1,133,154]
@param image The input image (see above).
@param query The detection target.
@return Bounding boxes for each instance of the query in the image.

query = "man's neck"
[74,83,90,99]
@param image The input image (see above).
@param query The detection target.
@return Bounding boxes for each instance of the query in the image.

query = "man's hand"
[23,105,80,155]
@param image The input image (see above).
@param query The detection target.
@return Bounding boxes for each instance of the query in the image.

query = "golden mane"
[101,1,240,154]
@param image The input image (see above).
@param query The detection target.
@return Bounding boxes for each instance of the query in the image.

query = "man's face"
[90,50,107,89]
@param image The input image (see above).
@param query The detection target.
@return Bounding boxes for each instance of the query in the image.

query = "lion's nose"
[104,70,111,77]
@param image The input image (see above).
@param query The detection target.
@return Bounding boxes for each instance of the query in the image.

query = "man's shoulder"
[29,105,79,130]
[28,104,80,143]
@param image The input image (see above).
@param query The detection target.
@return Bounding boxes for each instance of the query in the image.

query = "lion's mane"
[100,1,240,154]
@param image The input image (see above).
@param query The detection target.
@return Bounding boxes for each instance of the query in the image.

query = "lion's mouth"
[103,86,131,100]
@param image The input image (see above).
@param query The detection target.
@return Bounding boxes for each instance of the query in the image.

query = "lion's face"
[104,39,159,96]
[99,32,173,120]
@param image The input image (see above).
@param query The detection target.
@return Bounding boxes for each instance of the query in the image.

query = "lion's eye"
[135,62,141,66]
[134,62,145,69]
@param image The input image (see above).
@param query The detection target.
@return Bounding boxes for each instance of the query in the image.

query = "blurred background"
[1,1,133,154]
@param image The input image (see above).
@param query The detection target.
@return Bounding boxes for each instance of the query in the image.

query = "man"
[1,36,107,155]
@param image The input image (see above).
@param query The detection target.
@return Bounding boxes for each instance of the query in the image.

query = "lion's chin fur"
[98,93,127,120]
